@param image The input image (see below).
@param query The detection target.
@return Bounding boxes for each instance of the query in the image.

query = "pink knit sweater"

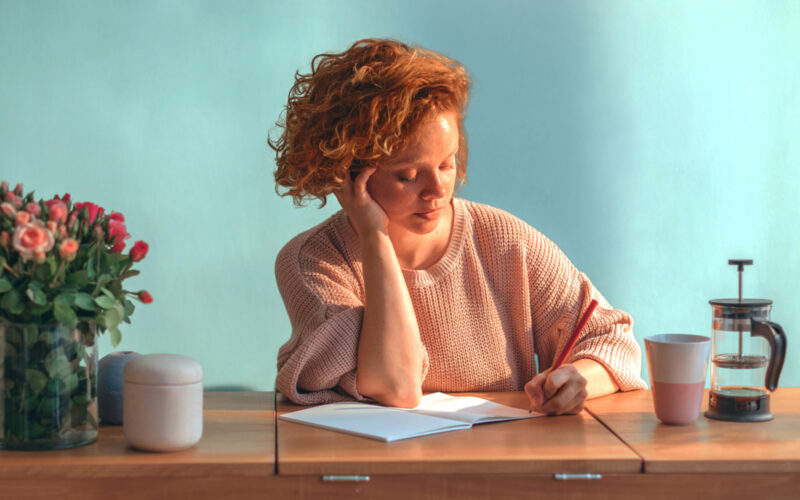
[275,198,646,405]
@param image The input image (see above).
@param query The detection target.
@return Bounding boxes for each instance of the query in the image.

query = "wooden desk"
[276,391,643,498]
[5,390,799,499]
[585,388,800,497]
[0,392,275,499]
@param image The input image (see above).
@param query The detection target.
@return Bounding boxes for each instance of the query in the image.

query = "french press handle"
[751,320,787,391]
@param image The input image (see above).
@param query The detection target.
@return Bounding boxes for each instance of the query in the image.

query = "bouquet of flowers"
[0,181,151,449]
[0,181,151,344]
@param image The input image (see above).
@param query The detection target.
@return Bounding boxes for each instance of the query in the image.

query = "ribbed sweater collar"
[336,197,468,288]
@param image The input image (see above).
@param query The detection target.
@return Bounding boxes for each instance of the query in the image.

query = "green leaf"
[54,292,76,307]
[67,270,90,288]
[34,263,52,282]
[45,356,72,380]
[74,293,97,311]
[109,326,122,348]
[28,280,45,290]
[94,295,116,309]
[1,289,21,311]
[61,373,79,395]
[103,307,123,329]
[26,287,48,306]
[25,369,48,395]
[53,304,78,328]
[87,255,97,280]
[0,278,12,293]
[100,287,115,300]
[30,303,52,315]
[123,298,135,317]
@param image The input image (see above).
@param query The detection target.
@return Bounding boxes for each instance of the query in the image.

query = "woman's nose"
[420,171,447,200]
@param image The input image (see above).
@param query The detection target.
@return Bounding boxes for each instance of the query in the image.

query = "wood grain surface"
[0,391,276,478]
[585,388,800,473]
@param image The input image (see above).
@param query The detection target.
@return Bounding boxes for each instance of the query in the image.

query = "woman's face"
[367,111,460,236]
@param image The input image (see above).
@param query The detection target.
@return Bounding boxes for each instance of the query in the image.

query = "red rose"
[110,241,126,253]
[108,219,129,244]
[130,241,149,262]
[109,212,125,222]
[138,290,153,304]
[74,201,103,224]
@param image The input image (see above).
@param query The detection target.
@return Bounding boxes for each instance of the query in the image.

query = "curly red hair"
[269,38,471,206]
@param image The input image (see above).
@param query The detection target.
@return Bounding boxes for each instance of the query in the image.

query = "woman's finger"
[542,382,587,415]
[352,166,377,199]
[539,366,588,415]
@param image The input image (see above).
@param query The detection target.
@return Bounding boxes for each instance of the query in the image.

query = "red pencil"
[551,299,599,370]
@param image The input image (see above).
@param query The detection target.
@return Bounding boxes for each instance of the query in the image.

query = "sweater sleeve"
[274,231,430,405]
[525,228,647,392]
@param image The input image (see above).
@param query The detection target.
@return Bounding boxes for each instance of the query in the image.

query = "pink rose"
[15,212,31,225]
[46,199,68,222]
[47,220,58,235]
[26,202,41,217]
[1,202,16,218]
[12,220,55,261]
[1,231,8,247]
[59,237,79,261]
[9,193,22,209]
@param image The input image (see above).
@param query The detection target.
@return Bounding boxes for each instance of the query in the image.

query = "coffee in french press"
[705,259,787,422]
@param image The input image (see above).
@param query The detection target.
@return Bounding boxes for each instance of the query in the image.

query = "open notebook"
[279,392,541,442]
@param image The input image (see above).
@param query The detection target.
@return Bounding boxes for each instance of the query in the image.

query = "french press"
[705,259,787,422]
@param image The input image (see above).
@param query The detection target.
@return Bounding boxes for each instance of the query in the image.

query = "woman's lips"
[414,207,442,220]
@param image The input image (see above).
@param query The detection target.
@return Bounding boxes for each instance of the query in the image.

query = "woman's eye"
[398,172,417,182]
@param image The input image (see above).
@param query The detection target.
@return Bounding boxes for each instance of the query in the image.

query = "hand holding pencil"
[525,299,599,415]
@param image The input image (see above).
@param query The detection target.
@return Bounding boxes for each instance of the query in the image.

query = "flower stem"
[3,263,19,278]
[48,260,66,288]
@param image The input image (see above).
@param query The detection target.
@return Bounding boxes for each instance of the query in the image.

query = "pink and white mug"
[645,334,711,425]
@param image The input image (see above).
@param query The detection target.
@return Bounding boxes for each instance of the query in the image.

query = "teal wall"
[2,1,798,390]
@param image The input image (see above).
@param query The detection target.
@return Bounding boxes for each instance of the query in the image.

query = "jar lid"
[123,354,203,385]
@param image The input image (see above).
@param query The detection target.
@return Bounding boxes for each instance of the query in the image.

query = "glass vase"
[0,320,98,450]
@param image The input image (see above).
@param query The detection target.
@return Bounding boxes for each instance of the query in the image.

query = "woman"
[270,38,646,414]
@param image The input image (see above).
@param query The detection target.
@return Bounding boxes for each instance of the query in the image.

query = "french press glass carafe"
[705,259,787,422]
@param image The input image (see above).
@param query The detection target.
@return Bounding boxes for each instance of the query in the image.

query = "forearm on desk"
[572,359,619,399]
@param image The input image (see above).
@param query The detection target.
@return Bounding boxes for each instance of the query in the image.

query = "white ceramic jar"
[122,354,203,452]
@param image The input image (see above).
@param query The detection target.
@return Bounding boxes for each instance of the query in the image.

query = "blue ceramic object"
[98,351,140,425]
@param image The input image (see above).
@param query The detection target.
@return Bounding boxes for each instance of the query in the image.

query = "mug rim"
[645,333,710,344]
